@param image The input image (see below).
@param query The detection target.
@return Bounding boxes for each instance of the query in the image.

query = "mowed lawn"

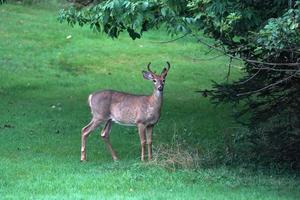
[0,3,299,200]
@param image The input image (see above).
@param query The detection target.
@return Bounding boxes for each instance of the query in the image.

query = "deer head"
[142,62,171,92]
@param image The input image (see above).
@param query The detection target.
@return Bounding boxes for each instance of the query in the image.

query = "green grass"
[0,3,299,199]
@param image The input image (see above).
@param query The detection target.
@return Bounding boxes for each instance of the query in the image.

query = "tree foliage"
[59,0,300,168]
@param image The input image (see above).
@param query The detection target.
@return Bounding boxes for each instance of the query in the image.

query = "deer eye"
[153,80,157,83]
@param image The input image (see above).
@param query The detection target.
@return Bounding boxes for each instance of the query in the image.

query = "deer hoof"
[80,156,87,162]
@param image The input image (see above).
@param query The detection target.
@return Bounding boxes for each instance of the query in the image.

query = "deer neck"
[149,89,163,109]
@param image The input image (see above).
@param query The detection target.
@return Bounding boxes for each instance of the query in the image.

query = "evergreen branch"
[236,70,300,96]
[252,65,300,72]
[244,59,300,67]
[196,37,300,67]
[235,68,262,85]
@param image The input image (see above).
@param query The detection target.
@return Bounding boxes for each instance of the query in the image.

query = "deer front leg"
[146,126,153,161]
[138,124,146,161]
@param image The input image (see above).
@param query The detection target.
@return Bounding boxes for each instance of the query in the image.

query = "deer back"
[89,90,163,126]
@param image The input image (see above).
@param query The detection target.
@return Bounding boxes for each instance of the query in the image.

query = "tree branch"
[236,70,300,96]
[252,65,300,72]
[196,37,300,67]
[226,57,233,82]
[235,68,262,85]
[185,54,224,61]
[152,32,190,44]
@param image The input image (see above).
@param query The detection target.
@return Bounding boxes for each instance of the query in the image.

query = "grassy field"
[0,2,300,199]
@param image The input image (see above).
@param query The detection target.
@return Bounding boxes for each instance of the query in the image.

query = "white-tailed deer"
[81,62,171,161]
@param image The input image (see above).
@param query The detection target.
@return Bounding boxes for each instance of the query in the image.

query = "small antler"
[147,62,155,74]
[161,61,171,77]
[166,61,170,71]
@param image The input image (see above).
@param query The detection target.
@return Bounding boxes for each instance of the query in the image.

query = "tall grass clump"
[150,134,201,171]
[148,119,240,171]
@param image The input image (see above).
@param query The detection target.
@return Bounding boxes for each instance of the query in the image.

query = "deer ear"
[142,71,153,80]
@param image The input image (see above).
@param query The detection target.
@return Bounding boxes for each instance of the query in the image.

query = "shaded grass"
[0,3,299,199]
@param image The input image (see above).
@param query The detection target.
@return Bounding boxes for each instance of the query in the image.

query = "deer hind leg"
[138,124,146,161]
[146,126,153,161]
[101,119,118,161]
[81,119,100,161]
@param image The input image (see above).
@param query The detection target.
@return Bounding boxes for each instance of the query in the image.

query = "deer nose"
[158,86,163,91]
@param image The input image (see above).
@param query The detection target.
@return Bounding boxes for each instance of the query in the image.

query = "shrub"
[223,126,300,169]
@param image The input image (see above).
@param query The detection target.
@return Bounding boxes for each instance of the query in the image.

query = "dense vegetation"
[59,0,300,169]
